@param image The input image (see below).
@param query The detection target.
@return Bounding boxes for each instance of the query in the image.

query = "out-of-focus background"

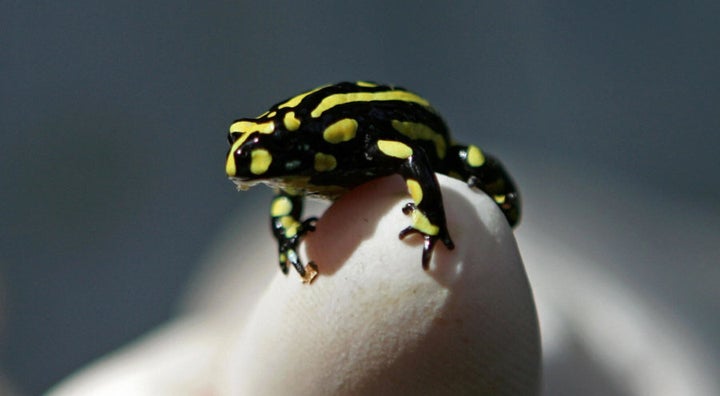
[2,2,718,395]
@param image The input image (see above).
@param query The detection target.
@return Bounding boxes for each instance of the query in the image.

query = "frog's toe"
[279,256,289,274]
[299,217,318,234]
[302,261,319,284]
[398,226,454,269]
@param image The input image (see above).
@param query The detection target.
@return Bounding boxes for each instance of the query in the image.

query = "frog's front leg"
[270,191,318,283]
[371,139,455,269]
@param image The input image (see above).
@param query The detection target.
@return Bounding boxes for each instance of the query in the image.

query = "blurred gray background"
[2,1,718,394]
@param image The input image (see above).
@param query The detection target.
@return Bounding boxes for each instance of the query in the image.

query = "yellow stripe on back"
[277,85,329,109]
[392,120,447,159]
[230,120,275,134]
[310,91,430,118]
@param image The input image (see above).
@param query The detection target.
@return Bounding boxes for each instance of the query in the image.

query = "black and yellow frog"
[225,81,520,283]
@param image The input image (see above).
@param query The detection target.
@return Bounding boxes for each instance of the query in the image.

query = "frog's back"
[269,81,453,169]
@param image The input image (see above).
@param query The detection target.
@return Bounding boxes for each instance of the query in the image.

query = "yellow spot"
[406,179,423,205]
[411,210,439,236]
[377,140,413,159]
[323,118,358,143]
[278,85,329,109]
[391,120,447,158]
[230,120,275,135]
[314,152,337,172]
[467,145,485,167]
[280,216,300,238]
[493,194,506,204]
[256,110,276,119]
[283,111,301,131]
[271,196,293,217]
[356,81,377,87]
[311,91,430,118]
[250,149,272,175]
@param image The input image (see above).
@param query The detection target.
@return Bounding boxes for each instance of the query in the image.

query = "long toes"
[301,217,319,233]
[398,225,419,240]
[279,261,289,274]
[421,236,437,269]
[443,236,455,250]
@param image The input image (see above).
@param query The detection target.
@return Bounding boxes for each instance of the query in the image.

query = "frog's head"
[226,127,312,189]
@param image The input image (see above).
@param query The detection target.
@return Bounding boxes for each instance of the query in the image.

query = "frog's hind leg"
[269,191,318,283]
[446,144,521,227]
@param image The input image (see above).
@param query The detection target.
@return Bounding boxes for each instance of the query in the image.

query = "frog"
[225,81,520,283]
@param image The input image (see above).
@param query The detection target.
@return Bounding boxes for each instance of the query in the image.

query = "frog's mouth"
[229,177,262,191]
[229,177,310,192]
[228,176,346,200]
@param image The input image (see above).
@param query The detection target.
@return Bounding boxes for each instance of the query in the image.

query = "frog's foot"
[298,217,318,235]
[277,216,319,283]
[279,246,319,283]
[399,203,455,269]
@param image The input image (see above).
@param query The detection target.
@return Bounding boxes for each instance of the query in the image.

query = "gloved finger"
[220,175,540,395]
